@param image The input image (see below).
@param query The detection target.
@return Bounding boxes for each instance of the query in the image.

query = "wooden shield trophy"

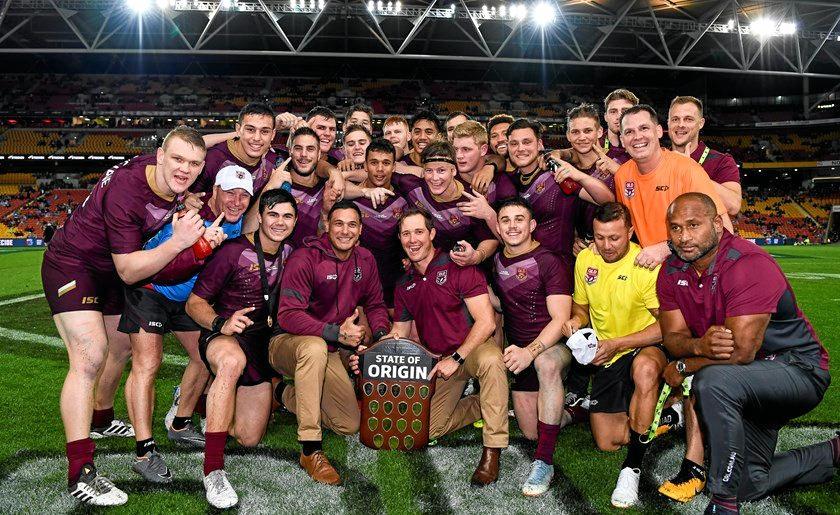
[358,338,439,451]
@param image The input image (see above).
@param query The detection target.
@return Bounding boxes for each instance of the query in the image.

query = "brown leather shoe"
[470,446,501,486]
[299,451,342,486]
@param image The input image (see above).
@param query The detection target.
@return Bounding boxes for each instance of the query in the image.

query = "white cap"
[566,328,599,365]
[215,165,254,196]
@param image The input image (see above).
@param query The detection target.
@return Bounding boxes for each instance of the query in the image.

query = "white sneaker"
[611,467,640,508]
[204,469,238,509]
[522,459,554,496]
[68,463,128,506]
[90,419,134,439]
[163,385,181,431]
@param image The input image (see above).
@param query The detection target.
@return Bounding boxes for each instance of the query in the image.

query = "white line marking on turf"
[0,326,188,366]
[0,293,45,306]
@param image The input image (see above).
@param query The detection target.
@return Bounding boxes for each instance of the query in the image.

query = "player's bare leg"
[90,315,133,439]
[231,383,272,447]
[54,310,128,505]
[167,330,209,445]
[202,336,245,508]
[520,346,571,496]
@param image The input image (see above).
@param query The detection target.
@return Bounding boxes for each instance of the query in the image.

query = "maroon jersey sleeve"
[192,246,235,303]
[722,254,785,318]
[708,152,741,184]
[393,279,414,322]
[656,265,680,312]
[105,190,146,255]
[391,172,422,196]
[495,172,518,202]
[277,250,335,340]
[542,253,572,296]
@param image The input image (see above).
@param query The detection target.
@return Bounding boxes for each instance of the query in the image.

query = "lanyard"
[253,231,280,328]
[697,145,710,165]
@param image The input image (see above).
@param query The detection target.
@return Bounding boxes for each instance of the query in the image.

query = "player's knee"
[235,431,263,448]
[631,357,662,391]
[692,366,729,402]
[333,415,360,436]
[296,337,328,366]
[534,353,562,383]
[521,426,538,441]
[67,340,108,378]
[593,432,622,452]
[216,352,246,377]
[131,355,162,378]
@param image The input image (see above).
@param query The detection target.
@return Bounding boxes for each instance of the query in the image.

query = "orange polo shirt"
[615,149,729,247]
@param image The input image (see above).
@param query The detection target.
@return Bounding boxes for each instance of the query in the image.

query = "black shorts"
[511,363,539,392]
[118,286,200,334]
[41,250,124,315]
[590,346,668,414]
[198,326,276,387]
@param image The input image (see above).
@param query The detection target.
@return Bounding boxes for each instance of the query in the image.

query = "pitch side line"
[0,326,189,367]
[0,293,45,306]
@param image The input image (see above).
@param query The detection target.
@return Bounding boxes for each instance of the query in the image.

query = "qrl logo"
[624,181,636,199]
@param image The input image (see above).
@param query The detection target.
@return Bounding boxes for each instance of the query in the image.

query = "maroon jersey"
[394,250,488,356]
[277,234,390,351]
[601,136,631,165]
[455,168,518,205]
[191,234,292,326]
[47,154,181,273]
[691,141,740,185]
[288,177,327,249]
[657,231,829,370]
[191,140,278,197]
[393,173,495,251]
[492,246,572,347]
[354,192,409,306]
[512,169,577,258]
[574,162,616,241]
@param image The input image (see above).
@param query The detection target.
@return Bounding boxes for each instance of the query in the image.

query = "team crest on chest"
[585,266,599,285]
[624,181,636,199]
[448,214,461,226]
[535,182,546,194]
[516,267,528,281]
[353,266,363,282]
[436,270,448,285]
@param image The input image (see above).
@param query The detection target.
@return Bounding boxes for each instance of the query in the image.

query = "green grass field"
[0,246,838,514]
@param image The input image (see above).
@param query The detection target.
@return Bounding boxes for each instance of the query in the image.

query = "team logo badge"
[236,170,246,180]
[392,207,403,218]
[436,270,448,285]
[353,266,363,282]
[585,266,599,285]
[624,181,636,199]
[535,182,546,194]
[516,267,528,281]
[448,214,461,226]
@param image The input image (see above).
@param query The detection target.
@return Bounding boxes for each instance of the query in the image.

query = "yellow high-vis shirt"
[573,242,660,366]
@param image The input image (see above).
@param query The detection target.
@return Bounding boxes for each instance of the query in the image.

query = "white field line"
[0,292,45,306]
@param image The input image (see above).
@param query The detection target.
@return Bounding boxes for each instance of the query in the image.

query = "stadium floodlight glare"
[386,1,392,12]
[126,0,151,14]
[219,0,231,9]
[155,0,168,9]
[727,19,735,31]
[779,22,796,35]
[499,5,506,17]
[749,17,775,38]
[532,2,555,27]
[377,0,383,11]
[367,0,374,11]
[395,1,401,12]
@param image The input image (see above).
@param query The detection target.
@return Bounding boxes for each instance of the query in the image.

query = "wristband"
[211,316,226,333]
[527,340,545,358]
[372,329,388,341]
[451,351,465,365]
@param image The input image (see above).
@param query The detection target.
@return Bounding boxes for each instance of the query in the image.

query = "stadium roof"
[1,0,839,80]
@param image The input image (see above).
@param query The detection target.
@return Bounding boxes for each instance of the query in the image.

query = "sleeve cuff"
[322,323,340,343]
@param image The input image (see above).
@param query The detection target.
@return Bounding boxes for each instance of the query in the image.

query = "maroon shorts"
[41,249,125,316]
[199,326,276,387]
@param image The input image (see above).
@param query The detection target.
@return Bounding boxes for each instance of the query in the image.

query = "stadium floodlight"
[155,0,168,9]
[395,1,401,12]
[481,5,488,18]
[499,5,506,17]
[727,19,735,31]
[779,22,796,35]
[291,0,296,7]
[532,1,555,27]
[386,1,392,12]
[318,0,324,8]
[377,1,383,11]
[126,0,151,14]
[749,17,775,38]
[219,0,231,9]
[367,0,374,11]
[309,0,314,9]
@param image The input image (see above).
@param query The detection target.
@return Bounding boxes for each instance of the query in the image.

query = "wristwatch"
[675,360,687,376]
[211,316,226,333]
[450,351,465,366]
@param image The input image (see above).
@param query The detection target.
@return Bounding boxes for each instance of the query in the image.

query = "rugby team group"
[40,88,839,512]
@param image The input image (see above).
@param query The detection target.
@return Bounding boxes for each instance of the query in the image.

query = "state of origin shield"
[357,338,439,451]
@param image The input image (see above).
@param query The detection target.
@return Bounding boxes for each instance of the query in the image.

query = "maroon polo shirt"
[492,246,572,347]
[455,168,518,204]
[354,192,409,307]
[601,136,631,166]
[46,154,181,273]
[394,249,488,356]
[657,231,829,370]
[288,176,327,249]
[690,141,740,185]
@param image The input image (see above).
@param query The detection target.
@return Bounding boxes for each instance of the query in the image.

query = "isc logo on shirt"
[677,279,688,286]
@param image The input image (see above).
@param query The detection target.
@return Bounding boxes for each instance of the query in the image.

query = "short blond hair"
[670,95,704,117]
[162,125,206,152]
[451,120,488,146]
